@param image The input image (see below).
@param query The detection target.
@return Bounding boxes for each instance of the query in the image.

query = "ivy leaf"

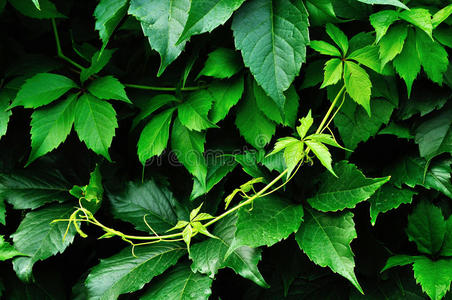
[8,0,65,19]
[399,8,433,38]
[11,204,76,281]
[393,29,420,97]
[177,90,217,131]
[305,140,336,176]
[432,4,452,28]
[0,91,12,140]
[307,161,390,212]
[208,76,244,123]
[137,108,175,165]
[295,209,363,294]
[348,45,389,75]
[310,40,342,57]
[11,73,78,109]
[0,236,25,261]
[87,76,131,104]
[412,256,452,300]
[284,140,304,178]
[190,214,269,288]
[94,0,128,50]
[343,61,372,115]
[80,49,115,83]
[321,58,343,88]
[253,80,284,124]
[232,0,309,107]
[378,24,408,67]
[406,201,446,256]
[132,94,179,129]
[369,10,400,43]
[198,48,242,79]
[355,0,408,10]
[326,23,349,55]
[171,118,207,187]
[85,243,185,299]
[129,0,190,76]
[369,184,415,225]
[0,169,70,210]
[141,264,213,300]
[27,94,77,165]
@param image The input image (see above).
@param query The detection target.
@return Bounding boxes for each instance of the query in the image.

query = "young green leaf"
[132,94,179,129]
[297,110,313,139]
[369,10,400,43]
[378,24,408,67]
[399,8,433,38]
[208,76,244,123]
[232,0,309,107]
[80,49,115,83]
[381,254,417,273]
[0,91,12,140]
[182,224,193,252]
[198,48,242,79]
[305,133,346,149]
[11,73,77,109]
[94,0,128,50]
[74,93,118,161]
[325,23,348,55]
[87,76,131,103]
[268,137,299,156]
[0,236,25,261]
[321,58,343,88]
[177,90,217,131]
[310,40,342,57]
[284,141,304,178]
[128,0,190,76]
[393,29,420,97]
[305,140,336,177]
[343,61,372,116]
[137,108,175,165]
[348,45,389,75]
[356,0,408,10]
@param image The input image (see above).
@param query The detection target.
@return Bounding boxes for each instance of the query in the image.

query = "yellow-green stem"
[51,19,84,70]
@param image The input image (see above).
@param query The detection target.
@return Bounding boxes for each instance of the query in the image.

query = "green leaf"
[283,86,300,128]
[343,61,372,115]
[0,236,25,261]
[321,58,343,88]
[31,0,40,9]
[369,10,400,43]
[307,161,390,212]
[198,48,242,79]
[232,0,309,106]
[440,217,452,256]
[0,169,70,210]
[301,59,326,89]
[129,0,190,76]
[87,76,131,103]
[369,184,415,225]
[295,209,363,293]
[141,264,213,300]
[348,45,388,75]
[177,0,245,43]
[11,73,77,109]
[0,199,5,225]
[310,40,342,57]
[356,0,408,10]
[94,0,128,49]
[171,118,207,186]
[208,76,244,123]
[434,27,452,48]
[232,195,303,249]
[305,140,336,176]
[137,108,175,165]
[81,165,103,214]
[235,79,276,149]
[326,23,349,55]
[399,8,433,37]
[297,110,313,139]
[412,256,452,300]
[27,94,77,165]
[268,137,299,156]
[305,0,337,26]
[12,204,77,281]
[406,201,446,256]
[190,214,269,288]
[381,254,417,272]
[132,94,179,129]
[432,4,452,28]
[9,0,65,18]
[109,180,184,233]
[85,243,185,299]
[379,122,413,139]
[415,29,449,85]
[74,93,118,161]
[393,28,420,97]
[378,24,408,67]
[177,90,217,131]
[80,49,115,83]
[284,140,304,178]
[253,80,284,123]
[0,91,12,140]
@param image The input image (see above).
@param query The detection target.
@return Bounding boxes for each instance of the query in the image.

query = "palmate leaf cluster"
[0,0,452,299]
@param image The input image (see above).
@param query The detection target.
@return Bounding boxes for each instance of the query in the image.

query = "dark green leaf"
[87,76,131,103]
[94,0,128,49]
[0,236,25,261]
[356,0,408,10]
[208,76,244,123]
[80,49,115,83]
[0,91,12,140]
[9,0,65,18]
[132,94,179,129]
[177,90,217,131]
[393,28,420,97]
[198,48,242,79]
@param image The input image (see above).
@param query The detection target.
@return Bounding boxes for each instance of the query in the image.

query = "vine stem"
[51,19,85,70]
[123,83,207,92]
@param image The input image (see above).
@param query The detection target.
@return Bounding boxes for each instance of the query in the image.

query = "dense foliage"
[0,0,452,299]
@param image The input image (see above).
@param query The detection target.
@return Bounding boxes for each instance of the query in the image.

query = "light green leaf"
[415,29,449,85]
[378,24,408,66]
[74,93,118,161]
[9,0,65,18]
[94,0,128,49]
[343,61,372,115]
[177,90,217,131]
[0,169,70,210]
[295,209,363,293]
[370,10,400,43]
[87,76,131,103]
[85,243,185,299]
[432,4,452,28]
[369,184,415,225]
[232,0,309,107]
[348,45,388,75]
[268,137,299,156]
[284,141,304,178]
[381,254,417,272]
[307,161,390,212]
[0,91,12,140]
[305,140,336,176]
[326,23,349,55]
[80,49,115,83]
[141,264,213,300]
[356,0,408,10]
[399,8,433,37]
[321,58,343,88]
[412,256,452,300]
[393,28,420,97]
[208,76,244,123]
[198,48,242,79]
[190,214,268,288]
[129,0,190,76]
[0,236,25,261]
[12,204,77,281]
[310,40,342,57]
[171,118,207,186]
[406,201,446,256]
[31,0,40,10]
[27,94,77,165]
[305,133,346,149]
[178,0,246,43]
[81,165,103,214]
[132,94,179,129]
[11,73,77,109]
[297,110,313,139]
[137,108,175,165]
